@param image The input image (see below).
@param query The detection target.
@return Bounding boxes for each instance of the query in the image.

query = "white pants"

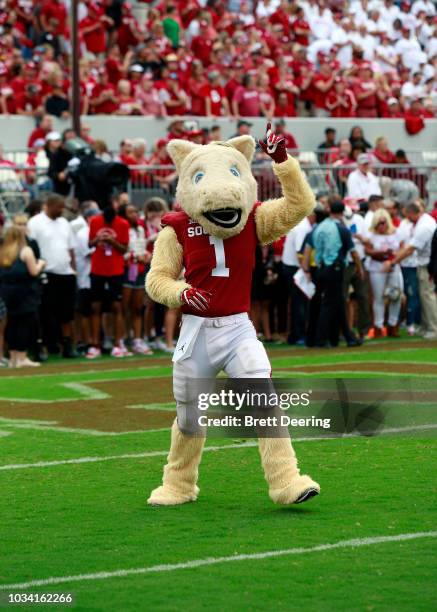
[369,270,402,328]
[173,313,271,434]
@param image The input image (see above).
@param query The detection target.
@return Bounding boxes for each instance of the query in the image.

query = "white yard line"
[1,531,435,591]
[0,423,435,472]
[0,421,170,437]
[282,370,437,378]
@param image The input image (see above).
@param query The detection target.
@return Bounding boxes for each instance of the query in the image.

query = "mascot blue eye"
[193,171,205,184]
[230,166,240,177]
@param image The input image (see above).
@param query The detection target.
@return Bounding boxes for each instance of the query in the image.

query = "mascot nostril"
[145,124,320,508]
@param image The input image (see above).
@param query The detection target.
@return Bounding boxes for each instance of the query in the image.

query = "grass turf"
[0,342,436,610]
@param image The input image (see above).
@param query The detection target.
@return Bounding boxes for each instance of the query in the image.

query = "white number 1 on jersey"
[209,236,230,277]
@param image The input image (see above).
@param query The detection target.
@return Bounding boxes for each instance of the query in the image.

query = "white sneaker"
[112,342,133,358]
[86,346,102,359]
[132,338,154,355]
[407,325,416,336]
[152,337,169,351]
[422,331,437,340]
[15,358,41,368]
[162,345,175,354]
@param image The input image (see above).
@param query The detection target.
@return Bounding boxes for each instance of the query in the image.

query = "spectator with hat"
[347,154,382,201]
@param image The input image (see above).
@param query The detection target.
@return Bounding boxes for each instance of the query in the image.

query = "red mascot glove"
[258,122,288,163]
[181,287,212,312]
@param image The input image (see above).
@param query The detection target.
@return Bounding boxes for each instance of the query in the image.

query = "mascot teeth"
[203,208,242,228]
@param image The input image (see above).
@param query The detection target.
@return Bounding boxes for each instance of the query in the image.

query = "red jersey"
[89,214,129,277]
[162,205,260,317]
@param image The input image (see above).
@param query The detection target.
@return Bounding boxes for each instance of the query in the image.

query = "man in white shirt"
[401,72,426,106]
[347,154,382,202]
[70,200,100,235]
[411,0,436,16]
[282,215,314,344]
[386,203,437,338]
[28,194,78,357]
[331,19,355,67]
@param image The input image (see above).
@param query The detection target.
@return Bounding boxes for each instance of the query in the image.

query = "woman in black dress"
[0,227,45,367]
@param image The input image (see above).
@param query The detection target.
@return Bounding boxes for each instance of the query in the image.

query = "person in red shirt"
[372,137,396,165]
[382,97,405,118]
[105,44,131,85]
[312,60,336,116]
[272,66,299,117]
[27,114,53,148]
[232,73,261,117]
[87,201,130,359]
[148,138,177,189]
[90,70,119,114]
[274,119,298,152]
[16,83,44,117]
[404,99,431,135]
[115,79,143,115]
[80,3,113,56]
[157,69,189,115]
[353,65,379,118]
[186,60,208,116]
[269,0,292,35]
[291,6,311,46]
[0,63,17,114]
[274,91,295,117]
[191,19,214,66]
[10,62,40,96]
[166,119,186,141]
[201,70,230,117]
[326,79,357,118]
[117,3,142,54]
[40,0,67,37]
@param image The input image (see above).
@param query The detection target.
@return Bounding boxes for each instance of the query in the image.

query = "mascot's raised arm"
[146,122,320,507]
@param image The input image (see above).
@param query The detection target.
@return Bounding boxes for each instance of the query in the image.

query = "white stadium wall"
[1,116,436,152]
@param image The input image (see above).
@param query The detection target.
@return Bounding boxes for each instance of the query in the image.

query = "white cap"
[46,131,61,142]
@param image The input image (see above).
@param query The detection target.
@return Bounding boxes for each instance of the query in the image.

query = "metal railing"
[1,162,436,218]
[3,148,437,167]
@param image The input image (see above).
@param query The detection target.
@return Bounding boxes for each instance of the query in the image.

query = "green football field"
[0,337,436,611]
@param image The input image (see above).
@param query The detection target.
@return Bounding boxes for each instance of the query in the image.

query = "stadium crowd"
[0,170,436,367]
[0,0,436,122]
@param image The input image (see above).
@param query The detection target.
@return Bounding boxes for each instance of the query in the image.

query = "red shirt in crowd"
[199,83,226,116]
[89,214,130,277]
[353,80,378,117]
[232,86,261,116]
[91,83,118,114]
[326,88,356,117]
[80,14,107,55]
[312,73,333,110]
[40,0,68,36]
[191,36,213,66]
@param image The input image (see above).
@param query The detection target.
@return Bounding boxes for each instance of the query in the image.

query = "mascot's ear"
[167,139,199,173]
[226,135,256,163]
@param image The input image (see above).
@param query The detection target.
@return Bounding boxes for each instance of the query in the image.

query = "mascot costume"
[146,123,320,506]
